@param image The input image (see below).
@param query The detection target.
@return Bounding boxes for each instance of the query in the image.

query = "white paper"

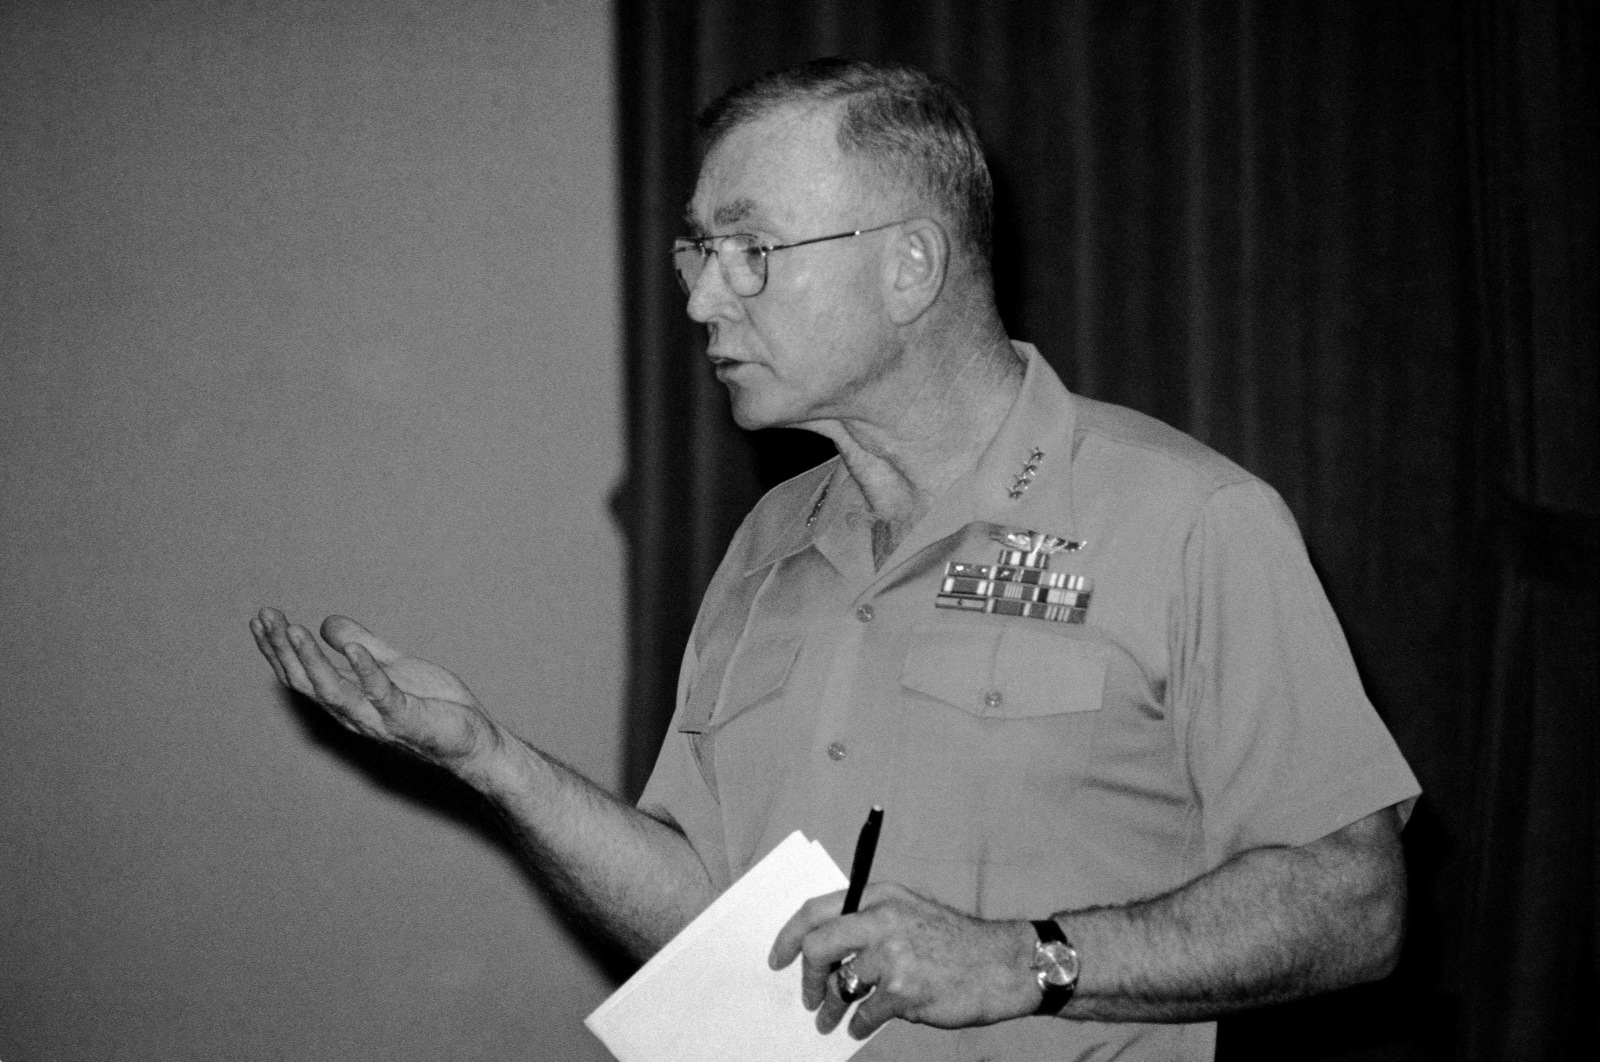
[585,831,872,1062]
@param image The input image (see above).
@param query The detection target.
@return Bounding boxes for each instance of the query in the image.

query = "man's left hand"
[768,883,1040,1039]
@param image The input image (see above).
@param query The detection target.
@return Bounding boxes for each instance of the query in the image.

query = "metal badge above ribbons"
[935,528,1092,624]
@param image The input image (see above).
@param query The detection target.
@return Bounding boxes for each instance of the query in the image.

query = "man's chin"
[729,402,783,432]
[725,389,794,432]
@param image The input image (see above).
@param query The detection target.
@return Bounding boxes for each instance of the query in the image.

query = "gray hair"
[698,58,994,269]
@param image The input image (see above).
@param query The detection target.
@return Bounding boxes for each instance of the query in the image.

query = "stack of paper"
[585,831,873,1062]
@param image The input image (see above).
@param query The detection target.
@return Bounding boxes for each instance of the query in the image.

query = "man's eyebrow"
[682,197,759,236]
[713,199,756,228]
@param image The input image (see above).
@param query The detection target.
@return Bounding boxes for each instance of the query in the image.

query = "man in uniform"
[252,58,1420,1060]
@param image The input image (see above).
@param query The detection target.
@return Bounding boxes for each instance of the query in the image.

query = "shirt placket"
[798,509,888,853]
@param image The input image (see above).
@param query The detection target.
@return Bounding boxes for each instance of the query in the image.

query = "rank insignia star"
[1008,448,1046,498]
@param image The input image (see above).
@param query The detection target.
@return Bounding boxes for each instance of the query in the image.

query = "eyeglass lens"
[674,237,766,296]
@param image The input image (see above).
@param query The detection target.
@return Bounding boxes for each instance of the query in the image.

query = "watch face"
[1035,940,1079,987]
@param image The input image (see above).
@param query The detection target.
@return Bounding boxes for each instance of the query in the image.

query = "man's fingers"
[813,972,851,1033]
[799,926,870,1010]
[259,611,316,693]
[847,984,893,1040]
[816,953,881,1035]
[288,623,365,709]
[342,641,402,716]
[321,614,401,665]
[769,888,847,971]
[249,617,290,687]
[800,952,834,1010]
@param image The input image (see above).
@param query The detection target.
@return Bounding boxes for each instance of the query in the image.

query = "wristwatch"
[1029,918,1079,1015]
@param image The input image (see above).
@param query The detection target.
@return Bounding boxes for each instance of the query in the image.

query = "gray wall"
[1,2,625,1059]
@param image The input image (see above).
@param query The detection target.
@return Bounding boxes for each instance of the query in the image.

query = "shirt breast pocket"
[901,622,1109,719]
[708,631,804,730]
[677,631,803,799]
[894,621,1112,871]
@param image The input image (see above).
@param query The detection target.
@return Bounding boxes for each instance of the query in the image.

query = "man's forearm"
[462,725,719,961]
[249,608,717,958]
[1057,808,1406,1023]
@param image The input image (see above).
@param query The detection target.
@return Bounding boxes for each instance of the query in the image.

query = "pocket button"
[984,690,1003,710]
[827,741,848,761]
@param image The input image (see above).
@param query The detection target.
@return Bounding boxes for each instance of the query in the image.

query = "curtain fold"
[614,2,1596,1056]
[1455,1,1598,1058]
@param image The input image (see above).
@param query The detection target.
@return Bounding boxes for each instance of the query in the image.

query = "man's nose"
[685,253,740,323]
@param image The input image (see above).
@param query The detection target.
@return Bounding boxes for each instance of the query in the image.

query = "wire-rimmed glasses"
[671,220,906,297]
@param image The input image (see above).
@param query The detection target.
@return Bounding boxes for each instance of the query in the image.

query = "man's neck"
[821,326,1025,568]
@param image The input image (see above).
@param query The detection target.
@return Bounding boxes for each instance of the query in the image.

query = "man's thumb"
[320,615,398,662]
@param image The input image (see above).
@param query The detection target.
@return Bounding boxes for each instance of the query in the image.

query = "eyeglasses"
[672,220,905,297]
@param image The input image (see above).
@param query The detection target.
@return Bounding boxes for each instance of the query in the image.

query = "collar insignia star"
[1008,448,1046,499]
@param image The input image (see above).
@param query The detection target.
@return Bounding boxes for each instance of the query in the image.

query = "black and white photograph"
[2,2,1593,1060]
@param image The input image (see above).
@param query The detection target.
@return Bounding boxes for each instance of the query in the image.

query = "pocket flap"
[698,631,804,730]
[901,624,1002,714]
[902,623,1108,718]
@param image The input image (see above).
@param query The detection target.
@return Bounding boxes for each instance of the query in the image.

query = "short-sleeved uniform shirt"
[639,344,1420,1061]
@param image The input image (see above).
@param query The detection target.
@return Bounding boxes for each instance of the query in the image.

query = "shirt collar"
[744,341,1080,575]
[880,341,1081,569]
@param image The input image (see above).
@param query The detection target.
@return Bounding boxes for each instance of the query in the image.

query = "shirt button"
[984,690,1004,710]
[855,604,875,622]
[827,741,848,761]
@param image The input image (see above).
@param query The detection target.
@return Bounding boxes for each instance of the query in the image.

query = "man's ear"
[885,218,949,325]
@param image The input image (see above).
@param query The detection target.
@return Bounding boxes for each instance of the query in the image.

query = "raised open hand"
[250,608,501,774]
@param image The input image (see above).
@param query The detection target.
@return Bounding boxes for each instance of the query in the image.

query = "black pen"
[842,805,883,915]
[834,806,884,1003]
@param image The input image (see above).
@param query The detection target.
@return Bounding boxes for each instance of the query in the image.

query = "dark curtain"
[613,2,1596,1059]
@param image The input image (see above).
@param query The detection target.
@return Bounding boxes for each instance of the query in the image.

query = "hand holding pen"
[771,804,1051,1041]
[834,805,883,1003]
